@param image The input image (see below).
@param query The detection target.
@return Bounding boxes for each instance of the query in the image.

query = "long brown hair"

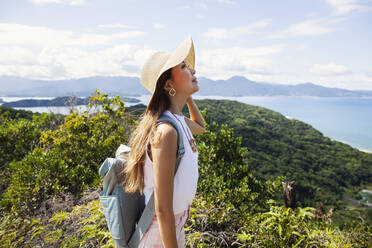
[122,68,173,194]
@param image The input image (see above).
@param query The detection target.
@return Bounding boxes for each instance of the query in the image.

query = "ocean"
[2,95,372,153]
[194,95,372,153]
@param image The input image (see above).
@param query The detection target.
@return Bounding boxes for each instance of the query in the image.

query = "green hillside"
[191,100,372,208]
[0,105,39,120]
[0,93,371,247]
[127,99,372,210]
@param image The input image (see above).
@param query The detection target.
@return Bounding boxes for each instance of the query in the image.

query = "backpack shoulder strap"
[128,112,185,248]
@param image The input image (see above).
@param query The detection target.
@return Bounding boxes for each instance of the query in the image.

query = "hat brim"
[145,36,195,112]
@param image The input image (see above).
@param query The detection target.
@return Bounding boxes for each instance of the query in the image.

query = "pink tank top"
[143,110,199,214]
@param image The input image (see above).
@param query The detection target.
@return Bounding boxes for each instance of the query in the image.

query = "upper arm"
[150,123,178,214]
[184,117,206,135]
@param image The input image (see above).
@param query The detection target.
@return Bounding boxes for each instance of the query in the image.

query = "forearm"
[186,97,206,128]
[156,211,178,248]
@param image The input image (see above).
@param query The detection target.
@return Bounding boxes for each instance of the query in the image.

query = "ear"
[163,79,174,92]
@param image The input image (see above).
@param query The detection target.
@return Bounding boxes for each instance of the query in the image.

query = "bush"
[235,206,371,248]
[0,199,113,248]
[1,90,136,216]
[185,113,283,246]
[0,113,64,195]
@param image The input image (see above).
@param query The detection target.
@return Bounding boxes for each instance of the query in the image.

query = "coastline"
[359,149,372,154]
[2,95,372,155]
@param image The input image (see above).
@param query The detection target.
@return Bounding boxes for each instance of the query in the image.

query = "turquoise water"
[193,95,372,153]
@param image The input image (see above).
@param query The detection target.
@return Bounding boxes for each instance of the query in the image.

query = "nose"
[190,67,196,75]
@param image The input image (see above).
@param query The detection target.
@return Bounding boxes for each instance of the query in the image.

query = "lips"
[192,77,198,83]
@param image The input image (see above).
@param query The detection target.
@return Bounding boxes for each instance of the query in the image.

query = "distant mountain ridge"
[1,75,371,97]
[197,76,372,97]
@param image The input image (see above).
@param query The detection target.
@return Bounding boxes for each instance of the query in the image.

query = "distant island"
[1,75,372,97]
[1,96,140,108]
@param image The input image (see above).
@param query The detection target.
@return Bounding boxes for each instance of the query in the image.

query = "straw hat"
[140,36,195,108]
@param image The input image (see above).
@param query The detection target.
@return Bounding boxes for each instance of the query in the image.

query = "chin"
[191,87,199,94]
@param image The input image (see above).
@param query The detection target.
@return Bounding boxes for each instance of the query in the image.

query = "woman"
[123,36,206,247]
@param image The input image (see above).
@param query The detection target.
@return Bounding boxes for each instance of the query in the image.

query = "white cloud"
[153,23,164,29]
[29,0,85,5]
[198,44,285,80]
[0,46,38,65]
[202,19,271,40]
[304,73,372,90]
[0,64,59,79]
[0,23,144,47]
[196,65,371,91]
[98,24,136,29]
[324,0,372,15]
[195,45,372,91]
[267,19,333,39]
[250,71,372,91]
[0,23,150,80]
[0,44,156,80]
[310,63,352,76]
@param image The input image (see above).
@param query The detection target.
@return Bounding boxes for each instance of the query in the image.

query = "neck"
[167,94,188,115]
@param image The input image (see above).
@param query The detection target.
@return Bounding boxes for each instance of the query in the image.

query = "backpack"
[98,113,185,248]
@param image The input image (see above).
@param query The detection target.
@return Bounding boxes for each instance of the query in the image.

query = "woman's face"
[169,61,199,96]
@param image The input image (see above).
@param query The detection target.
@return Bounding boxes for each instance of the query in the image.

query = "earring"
[169,88,176,96]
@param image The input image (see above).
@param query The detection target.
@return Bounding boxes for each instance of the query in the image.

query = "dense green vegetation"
[0,105,40,120]
[0,92,371,247]
[0,107,65,196]
[128,101,372,214]
[190,100,372,224]
[1,91,135,216]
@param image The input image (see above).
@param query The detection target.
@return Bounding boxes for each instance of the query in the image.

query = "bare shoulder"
[156,122,177,137]
[153,122,177,147]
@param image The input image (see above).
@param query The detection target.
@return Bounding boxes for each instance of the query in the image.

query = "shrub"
[1,90,135,216]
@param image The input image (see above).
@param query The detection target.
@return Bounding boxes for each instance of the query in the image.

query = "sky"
[0,0,372,91]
